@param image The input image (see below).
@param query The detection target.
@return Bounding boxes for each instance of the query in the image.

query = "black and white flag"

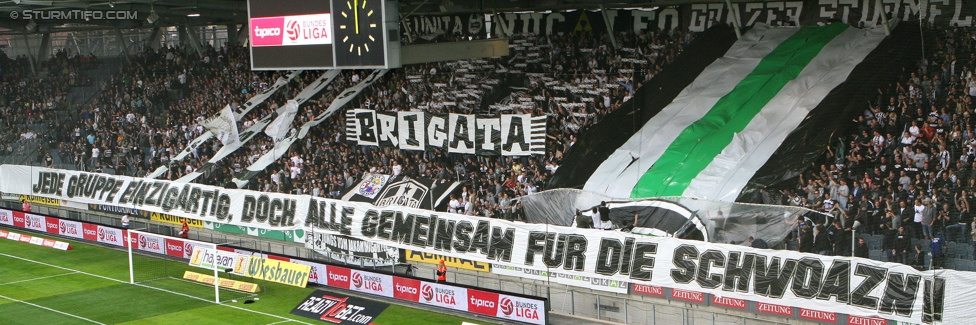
[340,175,460,210]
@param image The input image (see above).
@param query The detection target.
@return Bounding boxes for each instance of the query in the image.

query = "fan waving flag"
[197,105,241,149]
[265,100,299,142]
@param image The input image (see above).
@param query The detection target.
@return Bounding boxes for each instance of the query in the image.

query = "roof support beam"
[37,32,51,65]
[599,4,619,49]
[182,24,205,57]
[225,23,237,46]
[724,0,741,39]
[115,28,132,63]
[875,0,891,36]
[22,33,36,76]
[147,26,163,50]
[235,21,248,46]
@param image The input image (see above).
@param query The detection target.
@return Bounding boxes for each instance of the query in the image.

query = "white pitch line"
[0,272,78,286]
[264,320,298,325]
[0,252,314,325]
[0,293,107,324]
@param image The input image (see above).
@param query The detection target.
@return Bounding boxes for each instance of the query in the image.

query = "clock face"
[333,0,386,67]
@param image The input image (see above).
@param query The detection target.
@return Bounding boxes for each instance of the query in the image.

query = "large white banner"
[302,197,971,324]
[3,164,976,324]
[6,165,306,231]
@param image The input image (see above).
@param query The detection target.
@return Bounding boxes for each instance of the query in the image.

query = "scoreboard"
[248,0,401,70]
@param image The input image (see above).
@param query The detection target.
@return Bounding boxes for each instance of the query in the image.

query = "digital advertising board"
[248,0,400,70]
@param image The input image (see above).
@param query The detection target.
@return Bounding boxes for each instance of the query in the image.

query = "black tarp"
[580,200,706,241]
[547,24,737,190]
[736,22,923,203]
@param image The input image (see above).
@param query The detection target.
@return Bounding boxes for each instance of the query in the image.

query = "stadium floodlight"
[25,20,37,32]
[147,9,159,24]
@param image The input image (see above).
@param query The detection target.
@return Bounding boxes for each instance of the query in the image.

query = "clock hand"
[354,0,359,34]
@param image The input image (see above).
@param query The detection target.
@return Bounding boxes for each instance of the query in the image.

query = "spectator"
[575,209,592,228]
[881,222,897,261]
[598,201,611,224]
[828,219,848,255]
[912,244,926,270]
[121,213,130,229]
[895,226,913,264]
[922,199,936,239]
[971,215,976,260]
[510,202,525,222]
[814,225,831,255]
[854,237,870,258]
[20,199,30,213]
[798,225,814,253]
[747,236,768,249]
[590,207,602,229]
[914,199,926,238]
[436,260,447,283]
[930,232,947,269]
[178,220,189,239]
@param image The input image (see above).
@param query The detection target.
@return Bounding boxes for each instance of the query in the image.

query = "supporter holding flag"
[930,232,948,269]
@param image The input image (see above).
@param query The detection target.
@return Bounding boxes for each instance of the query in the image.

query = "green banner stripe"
[631,23,849,198]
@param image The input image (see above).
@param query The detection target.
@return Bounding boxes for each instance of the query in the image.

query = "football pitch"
[0,227,491,325]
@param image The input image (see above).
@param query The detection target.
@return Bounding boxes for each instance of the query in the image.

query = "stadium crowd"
[5,20,976,272]
[781,23,976,268]
[0,49,94,157]
[0,27,692,222]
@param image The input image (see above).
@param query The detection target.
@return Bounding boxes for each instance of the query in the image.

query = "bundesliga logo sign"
[499,297,540,320]
[250,13,332,47]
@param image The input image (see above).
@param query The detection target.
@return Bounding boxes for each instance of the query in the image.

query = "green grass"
[0,227,491,325]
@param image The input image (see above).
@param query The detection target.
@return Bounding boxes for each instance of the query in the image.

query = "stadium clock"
[332,0,386,67]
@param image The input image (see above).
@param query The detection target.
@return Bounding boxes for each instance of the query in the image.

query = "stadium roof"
[0,0,780,34]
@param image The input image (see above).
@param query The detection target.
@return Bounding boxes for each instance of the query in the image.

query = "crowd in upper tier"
[0,28,692,221]
[775,23,976,268]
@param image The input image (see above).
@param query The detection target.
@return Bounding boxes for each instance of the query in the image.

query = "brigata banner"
[345,111,546,156]
[304,199,972,324]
